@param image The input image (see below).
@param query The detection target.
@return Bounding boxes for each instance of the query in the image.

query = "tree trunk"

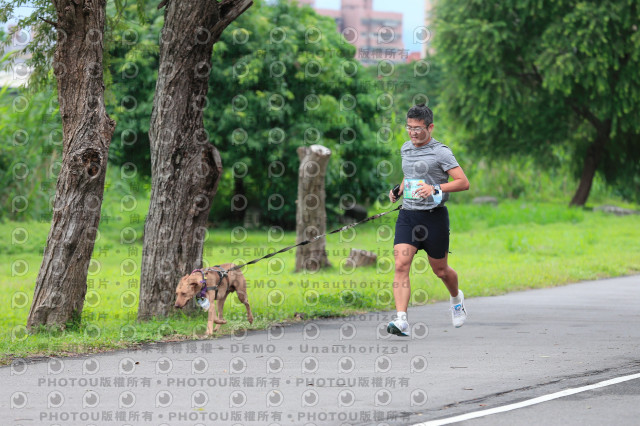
[27,0,115,329]
[138,0,253,320]
[570,120,611,206]
[295,145,332,272]
[232,177,246,222]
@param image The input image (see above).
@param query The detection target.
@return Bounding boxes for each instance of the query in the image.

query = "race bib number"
[404,179,425,200]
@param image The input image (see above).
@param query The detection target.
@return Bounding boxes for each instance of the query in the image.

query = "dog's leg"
[236,291,254,325]
[213,296,228,333]
[206,298,216,335]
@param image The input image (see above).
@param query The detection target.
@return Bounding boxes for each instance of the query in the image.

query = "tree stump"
[346,249,377,268]
[295,145,332,272]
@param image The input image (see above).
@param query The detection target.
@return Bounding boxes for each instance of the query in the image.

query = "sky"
[314,0,426,53]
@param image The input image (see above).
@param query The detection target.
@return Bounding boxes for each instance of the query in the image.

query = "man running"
[387,104,470,336]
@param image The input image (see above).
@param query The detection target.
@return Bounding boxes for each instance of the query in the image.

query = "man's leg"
[427,254,458,297]
[429,254,467,327]
[393,243,418,312]
[387,243,418,336]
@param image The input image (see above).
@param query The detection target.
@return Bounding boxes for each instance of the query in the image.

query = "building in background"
[406,51,421,62]
[299,0,407,65]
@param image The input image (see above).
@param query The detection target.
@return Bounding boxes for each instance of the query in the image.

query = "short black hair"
[406,104,433,126]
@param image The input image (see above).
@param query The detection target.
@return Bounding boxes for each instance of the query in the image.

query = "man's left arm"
[441,166,470,193]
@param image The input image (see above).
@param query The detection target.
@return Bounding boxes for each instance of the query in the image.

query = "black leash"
[225,204,402,273]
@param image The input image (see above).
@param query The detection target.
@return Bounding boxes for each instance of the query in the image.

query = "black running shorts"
[393,207,450,259]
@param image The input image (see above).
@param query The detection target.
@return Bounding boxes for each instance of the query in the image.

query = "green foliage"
[0,0,56,93]
[0,0,152,222]
[0,0,149,93]
[105,1,161,177]
[106,0,392,228]
[0,87,61,221]
[453,157,574,203]
[0,82,146,222]
[360,58,446,186]
[435,0,640,202]
[362,58,444,117]
[208,0,393,227]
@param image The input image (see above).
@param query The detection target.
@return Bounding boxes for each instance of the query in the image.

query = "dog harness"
[192,266,228,302]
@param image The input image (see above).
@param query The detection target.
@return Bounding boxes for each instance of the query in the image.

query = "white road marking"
[413,372,640,426]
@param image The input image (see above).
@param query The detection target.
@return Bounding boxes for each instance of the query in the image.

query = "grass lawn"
[1,196,639,364]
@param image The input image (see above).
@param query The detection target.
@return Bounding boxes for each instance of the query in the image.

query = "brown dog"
[174,264,254,335]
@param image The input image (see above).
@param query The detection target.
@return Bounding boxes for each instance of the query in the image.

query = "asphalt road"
[2,275,639,425]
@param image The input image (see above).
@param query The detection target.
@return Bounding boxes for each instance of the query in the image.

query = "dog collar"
[191,269,209,299]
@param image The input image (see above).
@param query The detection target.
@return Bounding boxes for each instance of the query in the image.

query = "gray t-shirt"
[400,137,460,210]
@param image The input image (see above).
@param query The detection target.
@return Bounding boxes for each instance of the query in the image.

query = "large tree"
[435,0,640,205]
[19,0,115,328]
[137,0,252,320]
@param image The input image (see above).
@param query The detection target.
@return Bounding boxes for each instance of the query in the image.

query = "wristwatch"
[432,184,443,205]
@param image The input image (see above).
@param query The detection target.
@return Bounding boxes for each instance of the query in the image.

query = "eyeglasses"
[405,125,428,133]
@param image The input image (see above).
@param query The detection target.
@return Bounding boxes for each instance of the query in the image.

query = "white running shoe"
[387,317,410,337]
[450,290,467,328]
